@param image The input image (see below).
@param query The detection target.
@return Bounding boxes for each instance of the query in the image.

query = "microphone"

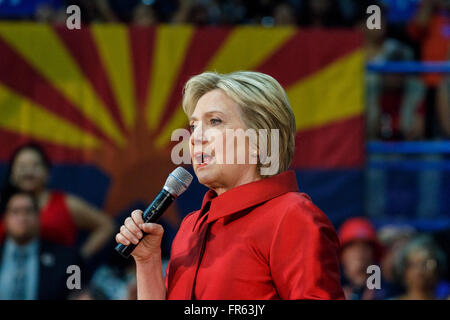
[115,167,193,258]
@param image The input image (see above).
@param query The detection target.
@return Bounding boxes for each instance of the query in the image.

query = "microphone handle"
[115,188,175,258]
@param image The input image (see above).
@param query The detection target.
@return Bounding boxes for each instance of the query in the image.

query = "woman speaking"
[115,71,345,300]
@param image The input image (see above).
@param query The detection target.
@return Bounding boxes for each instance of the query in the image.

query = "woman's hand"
[66,194,115,259]
[116,210,167,299]
[115,210,164,263]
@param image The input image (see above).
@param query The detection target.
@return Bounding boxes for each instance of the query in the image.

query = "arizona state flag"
[0,24,364,234]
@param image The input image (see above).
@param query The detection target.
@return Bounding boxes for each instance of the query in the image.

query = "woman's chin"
[194,163,217,185]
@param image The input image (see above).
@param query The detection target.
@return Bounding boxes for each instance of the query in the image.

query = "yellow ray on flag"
[91,24,135,129]
[0,84,100,149]
[146,25,194,131]
[207,26,295,73]
[155,27,295,149]
[0,23,125,146]
[286,49,364,131]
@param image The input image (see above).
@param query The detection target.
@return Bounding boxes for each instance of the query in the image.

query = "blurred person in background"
[363,4,426,141]
[339,217,386,300]
[131,3,158,26]
[0,190,82,299]
[241,0,283,25]
[86,250,170,299]
[436,48,450,138]
[362,4,437,221]
[407,0,450,139]
[172,0,221,25]
[34,1,61,23]
[68,288,95,300]
[273,2,297,26]
[378,225,416,298]
[67,0,119,23]
[0,143,115,260]
[363,5,444,220]
[87,251,138,300]
[298,0,345,28]
[339,0,378,27]
[394,234,447,299]
[369,50,426,141]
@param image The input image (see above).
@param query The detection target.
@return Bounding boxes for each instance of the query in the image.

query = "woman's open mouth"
[193,152,213,168]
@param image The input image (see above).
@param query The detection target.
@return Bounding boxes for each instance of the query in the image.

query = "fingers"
[121,225,141,244]
[131,209,145,226]
[140,223,164,237]
[114,209,164,247]
[125,216,143,239]
[115,233,130,246]
[115,211,142,245]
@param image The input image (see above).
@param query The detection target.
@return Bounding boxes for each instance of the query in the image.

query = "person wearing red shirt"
[407,0,450,138]
[408,0,450,88]
[0,144,115,259]
[115,71,345,300]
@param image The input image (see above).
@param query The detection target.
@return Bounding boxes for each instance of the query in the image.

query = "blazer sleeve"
[269,198,345,300]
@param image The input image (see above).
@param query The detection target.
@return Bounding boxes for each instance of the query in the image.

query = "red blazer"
[165,170,345,300]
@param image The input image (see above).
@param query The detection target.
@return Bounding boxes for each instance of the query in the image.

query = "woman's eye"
[210,118,222,125]
[189,124,196,132]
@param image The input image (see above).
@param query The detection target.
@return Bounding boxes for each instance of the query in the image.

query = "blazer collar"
[195,170,299,225]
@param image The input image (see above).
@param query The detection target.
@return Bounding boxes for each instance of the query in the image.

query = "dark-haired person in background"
[0,144,114,259]
[394,235,448,300]
[0,190,82,299]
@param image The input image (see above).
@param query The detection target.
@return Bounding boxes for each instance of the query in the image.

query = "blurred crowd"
[339,217,449,300]
[0,0,449,300]
[0,0,449,140]
[363,1,450,141]
[0,0,384,26]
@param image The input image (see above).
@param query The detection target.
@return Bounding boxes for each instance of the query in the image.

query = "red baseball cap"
[338,217,384,261]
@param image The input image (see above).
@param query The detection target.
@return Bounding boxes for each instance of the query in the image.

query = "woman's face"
[341,240,375,287]
[189,89,260,194]
[404,249,438,292]
[4,194,39,244]
[10,148,48,192]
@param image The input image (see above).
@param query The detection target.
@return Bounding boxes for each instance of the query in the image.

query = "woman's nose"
[191,124,207,145]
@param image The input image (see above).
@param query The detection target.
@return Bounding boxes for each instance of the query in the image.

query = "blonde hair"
[182,71,296,175]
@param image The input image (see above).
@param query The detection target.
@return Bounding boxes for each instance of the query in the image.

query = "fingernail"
[137,232,143,238]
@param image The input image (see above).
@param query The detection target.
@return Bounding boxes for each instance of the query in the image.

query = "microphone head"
[164,167,193,197]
